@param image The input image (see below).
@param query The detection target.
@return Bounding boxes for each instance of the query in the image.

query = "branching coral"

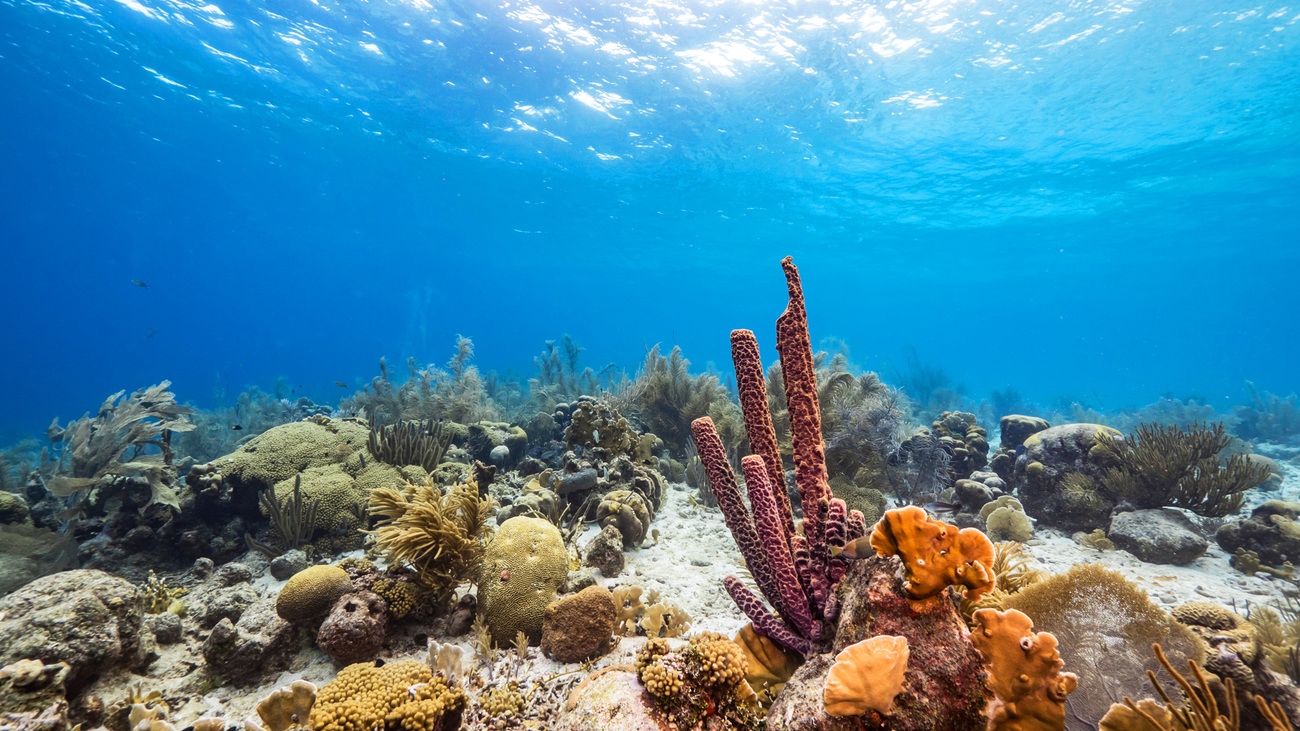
[868,505,996,602]
[634,633,763,729]
[43,382,194,513]
[1235,382,1300,444]
[342,337,500,425]
[971,608,1078,731]
[246,474,319,558]
[1095,422,1272,518]
[367,479,494,604]
[309,660,466,731]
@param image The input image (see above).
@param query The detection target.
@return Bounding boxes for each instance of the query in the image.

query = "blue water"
[2,0,1298,438]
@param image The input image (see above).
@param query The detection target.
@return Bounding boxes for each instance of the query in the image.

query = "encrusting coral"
[822,634,910,717]
[867,504,996,602]
[971,608,1079,731]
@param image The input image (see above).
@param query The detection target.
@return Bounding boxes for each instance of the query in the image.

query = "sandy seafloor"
[91,444,1300,729]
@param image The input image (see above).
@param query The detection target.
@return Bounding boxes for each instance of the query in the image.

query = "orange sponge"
[971,608,1078,731]
[869,506,995,601]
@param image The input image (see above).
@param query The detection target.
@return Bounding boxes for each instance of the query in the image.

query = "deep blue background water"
[2,0,1298,439]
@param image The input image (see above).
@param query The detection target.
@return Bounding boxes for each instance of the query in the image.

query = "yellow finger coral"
[870,506,996,601]
[309,660,465,731]
[971,608,1078,731]
[822,635,909,718]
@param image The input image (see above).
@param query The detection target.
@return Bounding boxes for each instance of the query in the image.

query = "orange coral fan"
[823,635,910,717]
[869,505,996,601]
[971,608,1078,731]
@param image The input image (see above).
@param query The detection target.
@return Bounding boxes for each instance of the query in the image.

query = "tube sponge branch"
[692,256,869,657]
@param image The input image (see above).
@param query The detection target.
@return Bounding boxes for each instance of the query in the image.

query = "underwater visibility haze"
[2,1,1300,731]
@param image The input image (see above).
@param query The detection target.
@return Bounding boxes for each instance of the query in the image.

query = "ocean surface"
[2,0,1298,438]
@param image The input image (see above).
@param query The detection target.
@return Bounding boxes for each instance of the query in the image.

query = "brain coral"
[214,419,370,489]
[309,659,465,731]
[478,516,568,645]
[276,565,354,622]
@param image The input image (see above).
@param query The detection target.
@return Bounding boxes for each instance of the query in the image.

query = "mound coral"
[477,515,568,645]
[594,489,652,547]
[971,608,1078,731]
[367,479,493,605]
[276,564,353,622]
[822,634,909,717]
[309,660,465,731]
[868,505,996,602]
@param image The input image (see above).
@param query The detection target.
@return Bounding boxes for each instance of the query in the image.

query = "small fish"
[335,381,348,388]
[925,501,962,516]
[145,327,157,339]
[593,428,600,443]
[1014,444,1026,458]
[830,536,875,560]
[231,425,243,431]
[131,279,150,288]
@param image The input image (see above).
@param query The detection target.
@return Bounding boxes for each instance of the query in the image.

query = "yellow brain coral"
[310,660,466,731]
[870,505,996,601]
[477,516,568,644]
[971,608,1078,731]
[822,635,910,718]
[277,565,354,622]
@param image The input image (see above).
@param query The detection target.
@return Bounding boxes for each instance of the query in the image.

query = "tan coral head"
[823,635,910,718]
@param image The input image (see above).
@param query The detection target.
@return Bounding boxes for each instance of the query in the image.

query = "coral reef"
[931,411,990,482]
[595,489,652,547]
[1014,423,1124,533]
[477,515,568,645]
[1235,383,1300,443]
[1217,501,1300,569]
